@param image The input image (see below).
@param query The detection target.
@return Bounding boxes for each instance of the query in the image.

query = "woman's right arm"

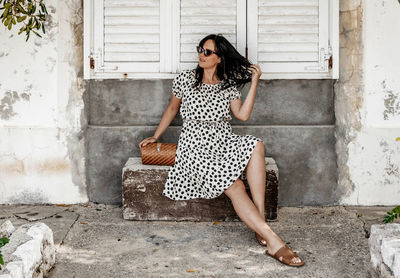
[138,93,181,149]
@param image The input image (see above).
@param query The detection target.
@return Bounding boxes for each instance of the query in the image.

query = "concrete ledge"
[368,223,400,278]
[122,157,279,221]
[0,221,55,278]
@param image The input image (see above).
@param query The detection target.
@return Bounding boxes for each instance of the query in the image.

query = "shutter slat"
[105,17,159,25]
[259,43,317,52]
[259,52,319,62]
[105,52,159,62]
[181,26,237,34]
[181,0,235,7]
[103,0,160,63]
[260,15,318,24]
[105,43,159,52]
[259,6,318,15]
[259,24,318,33]
[181,7,237,15]
[105,34,159,44]
[259,0,318,6]
[104,0,159,7]
[104,7,158,16]
[180,34,236,44]
[259,34,318,43]
[105,25,159,34]
[181,17,237,25]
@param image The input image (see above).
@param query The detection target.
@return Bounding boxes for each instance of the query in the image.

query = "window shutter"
[178,0,246,71]
[247,0,338,79]
[84,0,177,79]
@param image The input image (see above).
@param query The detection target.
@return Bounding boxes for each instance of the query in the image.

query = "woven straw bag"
[140,142,177,166]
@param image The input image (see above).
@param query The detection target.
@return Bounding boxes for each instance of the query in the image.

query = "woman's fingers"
[139,136,157,149]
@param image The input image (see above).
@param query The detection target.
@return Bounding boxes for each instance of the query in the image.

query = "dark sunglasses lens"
[204,49,211,56]
[197,46,205,54]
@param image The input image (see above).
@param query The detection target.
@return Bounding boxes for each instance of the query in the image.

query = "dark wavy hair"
[192,33,253,91]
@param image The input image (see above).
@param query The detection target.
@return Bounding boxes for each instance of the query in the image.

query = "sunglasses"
[196,46,217,57]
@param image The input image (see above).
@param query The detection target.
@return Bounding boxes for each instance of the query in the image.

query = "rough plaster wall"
[335,0,400,205]
[0,0,88,204]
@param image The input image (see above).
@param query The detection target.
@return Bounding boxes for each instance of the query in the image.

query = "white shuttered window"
[247,0,338,79]
[84,0,338,79]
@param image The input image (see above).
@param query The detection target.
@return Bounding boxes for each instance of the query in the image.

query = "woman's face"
[198,39,221,69]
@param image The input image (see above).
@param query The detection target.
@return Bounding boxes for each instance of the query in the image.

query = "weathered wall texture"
[0,0,88,204]
[1,0,398,206]
[335,0,400,205]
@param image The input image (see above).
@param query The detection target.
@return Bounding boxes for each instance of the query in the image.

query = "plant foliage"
[0,0,48,41]
[0,237,10,270]
[383,205,400,223]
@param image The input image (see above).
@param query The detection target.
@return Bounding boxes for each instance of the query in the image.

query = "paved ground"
[0,203,397,278]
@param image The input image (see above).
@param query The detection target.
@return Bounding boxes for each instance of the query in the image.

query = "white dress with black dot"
[162,69,263,200]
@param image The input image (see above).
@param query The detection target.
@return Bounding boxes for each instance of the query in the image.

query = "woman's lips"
[199,58,205,62]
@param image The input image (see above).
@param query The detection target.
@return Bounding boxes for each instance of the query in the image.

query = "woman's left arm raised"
[230,64,262,121]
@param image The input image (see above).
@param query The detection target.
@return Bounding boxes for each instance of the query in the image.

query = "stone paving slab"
[0,203,398,278]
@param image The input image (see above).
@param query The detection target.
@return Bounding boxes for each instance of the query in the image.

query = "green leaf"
[2,6,9,18]
[7,20,12,30]
[17,15,26,22]
[41,22,44,33]
[17,3,27,14]
[32,29,41,37]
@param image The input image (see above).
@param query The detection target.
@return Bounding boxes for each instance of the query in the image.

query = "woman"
[139,34,305,267]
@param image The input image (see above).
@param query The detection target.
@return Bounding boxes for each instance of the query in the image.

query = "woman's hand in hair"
[249,64,262,83]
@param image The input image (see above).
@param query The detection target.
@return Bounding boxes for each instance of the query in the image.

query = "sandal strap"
[273,245,302,264]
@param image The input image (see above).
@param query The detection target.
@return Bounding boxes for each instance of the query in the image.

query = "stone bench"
[122,157,279,221]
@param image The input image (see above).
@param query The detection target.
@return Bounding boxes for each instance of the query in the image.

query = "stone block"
[0,222,55,278]
[122,157,278,221]
[0,220,15,238]
[368,223,400,278]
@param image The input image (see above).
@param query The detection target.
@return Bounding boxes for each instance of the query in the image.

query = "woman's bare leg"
[224,178,302,264]
[245,141,267,220]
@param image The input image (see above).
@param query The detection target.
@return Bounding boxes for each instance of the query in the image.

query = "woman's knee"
[224,178,246,199]
[255,141,265,156]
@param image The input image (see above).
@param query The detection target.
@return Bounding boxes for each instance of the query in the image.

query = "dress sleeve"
[171,71,185,99]
[227,85,241,102]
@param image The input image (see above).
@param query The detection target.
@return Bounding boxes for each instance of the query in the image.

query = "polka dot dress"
[162,69,263,200]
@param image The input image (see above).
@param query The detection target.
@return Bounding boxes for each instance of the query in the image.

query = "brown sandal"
[255,232,268,247]
[265,244,305,267]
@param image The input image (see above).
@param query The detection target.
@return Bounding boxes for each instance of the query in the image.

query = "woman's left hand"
[249,64,262,83]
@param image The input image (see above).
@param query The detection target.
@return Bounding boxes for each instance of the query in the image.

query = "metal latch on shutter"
[304,46,332,72]
[88,51,118,72]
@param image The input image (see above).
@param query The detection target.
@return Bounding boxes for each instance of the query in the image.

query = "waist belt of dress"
[182,118,230,125]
